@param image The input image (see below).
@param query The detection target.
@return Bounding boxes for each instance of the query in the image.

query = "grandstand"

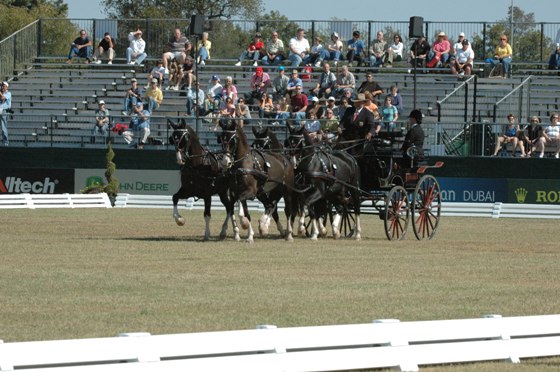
[2,18,560,156]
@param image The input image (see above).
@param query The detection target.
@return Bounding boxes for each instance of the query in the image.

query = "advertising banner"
[436,177,507,203]
[507,179,560,204]
[75,169,181,195]
[0,169,74,194]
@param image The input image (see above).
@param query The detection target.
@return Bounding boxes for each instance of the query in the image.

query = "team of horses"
[169,118,364,243]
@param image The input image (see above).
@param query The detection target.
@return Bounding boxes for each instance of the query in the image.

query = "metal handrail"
[493,75,532,121]
[436,75,476,122]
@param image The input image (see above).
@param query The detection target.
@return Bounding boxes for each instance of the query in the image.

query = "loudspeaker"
[409,16,424,38]
[189,14,206,36]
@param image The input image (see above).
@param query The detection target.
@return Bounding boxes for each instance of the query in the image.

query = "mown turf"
[0,208,558,370]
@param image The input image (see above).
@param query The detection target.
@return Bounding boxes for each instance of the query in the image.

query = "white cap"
[459,32,465,37]
[1,81,8,87]
[98,100,105,105]
[327,96,335,101]
[311,96,319,102]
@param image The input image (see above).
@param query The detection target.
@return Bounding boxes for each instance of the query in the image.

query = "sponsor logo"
[85,176,104,188]
[535,190,560,204]
[514,187,528,203]
[0,177,58,194]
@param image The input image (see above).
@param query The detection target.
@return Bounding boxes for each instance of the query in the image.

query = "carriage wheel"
[340,205,356,238]
[412,175,442,240]
[384,186,410,241]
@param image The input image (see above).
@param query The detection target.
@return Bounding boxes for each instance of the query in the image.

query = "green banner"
[507,179,560,204]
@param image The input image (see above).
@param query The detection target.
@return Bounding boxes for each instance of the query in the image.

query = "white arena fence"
[0,314,559,372]
[1,193,560,219]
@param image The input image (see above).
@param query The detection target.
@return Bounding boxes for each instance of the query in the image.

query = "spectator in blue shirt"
[123,102,151,149]
[346,31,366,67]
[0,81,11,146]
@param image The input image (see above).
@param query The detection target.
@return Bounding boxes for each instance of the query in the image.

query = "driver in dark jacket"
[401,109,425,163]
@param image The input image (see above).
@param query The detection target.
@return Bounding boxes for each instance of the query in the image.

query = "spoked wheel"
[384,186,410,241]
[412,175,442,240]
[340,206,356,238]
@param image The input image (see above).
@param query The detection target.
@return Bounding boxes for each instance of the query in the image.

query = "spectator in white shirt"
[126,29,147,65]
[450,39,475,76]
[288,28,310,67]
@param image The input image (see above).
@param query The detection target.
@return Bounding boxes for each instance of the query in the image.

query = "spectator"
[259,93,275,119]
[288,28,311,68]
[145,78,163,113]
[346,30,366,67]
[402,109,425,163]
[166,59,182,91]
[536,112,560,158]
[222,76,238,103]
[390,85,404,116]
[363,92,380,122]
[321,107,339,143]
[93,32,116,64]
[123,101,151,149]
[325,96,340,119]
[306,95,324,119]
[162,28,192,74]
[384,34,404,67]
[196,32,211,66]
[290,85,308,124]
[262,31,285,66]
[147,60,166,87]
[178,57,195,89]
[380,95,399,132]
[123,78,141,115]
[304,111,322,142]
[249,66,271,99]
[66,29,92,64]
[334,65,356,99]
[369,31,387,68]
[490,34,513,77]
[272,65,289,100]
[450,39,475,76]
[410,36,431,68]
[286,69,303,97]
[356,71,383,98]
[547,43,560,70]
[0,81,11,146]
[522,115,543,157]
[185,82,205,116]
[235,97,252,128]
[337,96,351,121]
[310,61,336,99]
[305,37,328,68]
[326,32,343,64]
[450,32,470,62]
[235,32,264,67]
[126,29,147,65]
[274,96,291,126]
[427,32,451,68]
[92,100,110,141]
[492,113,526,157]
[204,75,223,114]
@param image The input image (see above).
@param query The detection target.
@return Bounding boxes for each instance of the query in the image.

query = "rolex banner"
[507,179,560,204]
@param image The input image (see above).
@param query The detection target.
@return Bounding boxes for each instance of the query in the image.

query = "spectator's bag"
[426,53,441,68]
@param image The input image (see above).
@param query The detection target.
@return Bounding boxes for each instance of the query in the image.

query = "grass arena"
[1,208,559,371]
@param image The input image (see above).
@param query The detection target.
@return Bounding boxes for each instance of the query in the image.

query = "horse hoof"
[219,233,227,240]
[355,234,362,241]
[234,235,241,242]
[203,235,210,242]
[333,232,341,240]
[320,228,328,237]
[175,217,186,226]
[286,235,294,242]
[310,236,318,241]
[246,238,254,244]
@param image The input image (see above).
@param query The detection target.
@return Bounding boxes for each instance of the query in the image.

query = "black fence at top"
[36,18,560,63]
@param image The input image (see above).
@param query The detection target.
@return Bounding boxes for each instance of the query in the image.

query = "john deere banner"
[75,169,181,195]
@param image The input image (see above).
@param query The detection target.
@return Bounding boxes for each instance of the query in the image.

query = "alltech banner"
[0,169,74,194]
[507,179,560,204]
[75,169,181,195]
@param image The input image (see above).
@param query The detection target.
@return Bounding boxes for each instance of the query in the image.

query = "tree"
[101,0,263,20]
[0,0,67,40]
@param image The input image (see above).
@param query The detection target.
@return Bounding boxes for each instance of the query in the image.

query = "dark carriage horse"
[168,119,243,241]
[286,123,362,240]
[220,119,297,242]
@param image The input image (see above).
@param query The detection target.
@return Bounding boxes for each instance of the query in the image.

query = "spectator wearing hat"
[401,109,425,163]
[262,31,285,66]
[126,29,147,65]
[205,75,223,114]
[66,29,92,64]
[272,66,289,100]
[123,78,141,115]
[92,100,110,142]
[93,32,116,64]
[340,93,377,140]
[123,101,151,149]
[450,39,475,76]
[427,31,451,68]
[288,28,311,68]
[450,32,470,61]
[306,95,324,119]
[346,30,366,67]
[250,67,271,98]
[145,78,163,113]
[327,32,343,64]
[325,95,340,118]
[0,81,12,146]
[235,32,264,67]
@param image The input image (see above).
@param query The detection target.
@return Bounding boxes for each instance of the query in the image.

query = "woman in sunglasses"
[490,35,512,77]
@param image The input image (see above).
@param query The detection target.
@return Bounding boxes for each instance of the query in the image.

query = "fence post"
[472,76,478,122]
[37,19,42,58]
[13,33,17,73]
[464,81,469,122]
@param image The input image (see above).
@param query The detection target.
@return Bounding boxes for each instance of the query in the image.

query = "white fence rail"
[0,193,111,209]
[0,314,559,372]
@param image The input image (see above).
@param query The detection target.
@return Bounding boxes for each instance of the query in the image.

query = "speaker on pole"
[189,14,206,36]
[408,16,424,38]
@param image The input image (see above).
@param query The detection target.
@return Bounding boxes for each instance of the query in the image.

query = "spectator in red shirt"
[235,32,265,67]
